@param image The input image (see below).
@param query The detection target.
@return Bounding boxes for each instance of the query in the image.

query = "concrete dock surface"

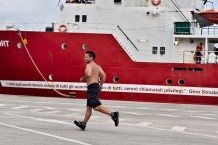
[0,94,218,145]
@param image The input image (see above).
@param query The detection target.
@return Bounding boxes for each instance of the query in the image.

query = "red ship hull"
[0,31,218,105]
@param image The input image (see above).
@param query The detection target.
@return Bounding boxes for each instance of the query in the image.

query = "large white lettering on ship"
[0,40,9,47]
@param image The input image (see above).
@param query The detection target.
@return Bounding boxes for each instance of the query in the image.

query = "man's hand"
[80,77,84,82]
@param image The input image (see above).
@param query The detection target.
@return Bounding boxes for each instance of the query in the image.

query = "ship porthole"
[17,43,22,49]
[49,74,54,81]
[178,79,184,85]
[82,44,88,50]
[113,76,120,83]
[62,43,67,49]
[166,78,173,85]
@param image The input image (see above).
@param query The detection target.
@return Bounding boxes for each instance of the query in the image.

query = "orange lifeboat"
[198,9,218,24]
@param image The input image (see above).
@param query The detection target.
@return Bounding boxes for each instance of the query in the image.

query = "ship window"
[113,76,120,82]
[152,47,158,54]
[82,44,88,50]
[114,0,122,3]
[82,15,87,22]
[160,47,165,55]
[75,15,80,22]
[166,78,173,85]
[49,74,54,81]
[62,43,67,49]
[17,43,22,49]
[178,79,185,85]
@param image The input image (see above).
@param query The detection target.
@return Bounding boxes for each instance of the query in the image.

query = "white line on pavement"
[4,113,74,126]
[171,126,186,132]
[197,114,216,116]
[43,107,56,110]
[122,123,218,139]
[12,106,29,109]
[136,122,152,127]
[160,109,179,111]
[62,113,80,117]
[30,109,44,112]
[135,107,150,110]
[190,116,215,120]
[112,106,126,108]
[68,108,82,112]
[125,112,145,116]
[157,114,179,118]
[46,111,61,114]
[0,122,92,145]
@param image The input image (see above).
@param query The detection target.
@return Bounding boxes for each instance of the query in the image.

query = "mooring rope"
[17,30,72,97]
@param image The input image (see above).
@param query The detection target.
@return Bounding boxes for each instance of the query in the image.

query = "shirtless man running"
[74,51,119,130]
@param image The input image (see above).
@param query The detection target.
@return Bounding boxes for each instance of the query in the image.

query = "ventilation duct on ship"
[45,27,54,32]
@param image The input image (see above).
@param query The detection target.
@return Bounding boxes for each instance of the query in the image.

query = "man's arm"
[99,66,106,89]
[80,64,92,82]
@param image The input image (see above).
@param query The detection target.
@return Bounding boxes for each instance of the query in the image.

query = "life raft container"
[58,24,67,32]
[151,0,161,6]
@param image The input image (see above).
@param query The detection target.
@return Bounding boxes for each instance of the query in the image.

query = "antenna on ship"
[57,0,61,6]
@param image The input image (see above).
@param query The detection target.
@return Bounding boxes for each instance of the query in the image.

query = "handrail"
[201,26,218,35]
[117,25,139,51]
[177,50,218,64]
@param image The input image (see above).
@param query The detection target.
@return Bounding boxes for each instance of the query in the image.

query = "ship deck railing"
[201,26,218,35]
[177,50,218,64]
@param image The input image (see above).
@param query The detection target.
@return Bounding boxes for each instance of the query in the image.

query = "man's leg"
[94,106,119,127]
[83,106,92,123]
[94,106,111,115]
[74,106,91,131]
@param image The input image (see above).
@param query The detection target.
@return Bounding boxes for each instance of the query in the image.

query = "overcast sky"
[0,0,60,30]
[0,0,217,30]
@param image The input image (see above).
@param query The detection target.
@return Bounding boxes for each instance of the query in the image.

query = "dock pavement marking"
[12,106,29,109]
[46,111,61,114]
[157,114,179,118]
[4,113,74,126]
[136,122,152,127]
[43,107,56,110]
[122,122,218,139]
[30,109,44,112]
[0,122,92,145]
[125,112,145,116]
[135,107,150,110]
[190,116,215,120]
[68,108,82,112]
[171,126,186,132]
[3,113,218,139]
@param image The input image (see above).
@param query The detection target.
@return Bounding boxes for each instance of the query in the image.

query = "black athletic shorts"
[87,83,102,108]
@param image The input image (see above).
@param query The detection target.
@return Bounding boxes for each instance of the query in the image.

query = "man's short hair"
[86,51,96,60]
